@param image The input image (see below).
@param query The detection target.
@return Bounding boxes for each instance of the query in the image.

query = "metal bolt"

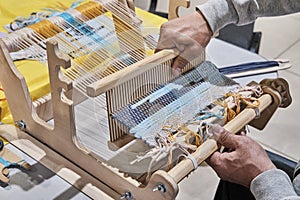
[153,183,166,193]
[120,191,133,200]
[0,139,4,151]
[15,120,26,131]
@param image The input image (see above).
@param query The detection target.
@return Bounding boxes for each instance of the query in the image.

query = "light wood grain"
[169,0,191,20]
[86,49,178,97]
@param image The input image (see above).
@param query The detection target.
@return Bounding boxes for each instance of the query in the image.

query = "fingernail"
[240,131,246,136]
[172,68,182,77]
[211,124,227,143]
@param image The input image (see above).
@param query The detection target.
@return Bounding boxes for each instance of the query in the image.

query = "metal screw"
[15,120,26,131]
[0,139,4,151]
[153,183,167,193]
[120,191,133,200]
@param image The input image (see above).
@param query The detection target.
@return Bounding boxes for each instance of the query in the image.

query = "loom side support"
[168,0,191,20]
[0,40,53,133]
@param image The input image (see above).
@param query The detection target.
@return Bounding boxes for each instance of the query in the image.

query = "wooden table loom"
[0,0,293,199]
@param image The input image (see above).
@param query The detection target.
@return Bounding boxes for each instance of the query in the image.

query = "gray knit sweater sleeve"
[250,169,300,200]
[197,0,300,33]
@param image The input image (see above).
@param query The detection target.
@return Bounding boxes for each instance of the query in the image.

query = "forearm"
[197,0,300,33]
[250,169,300,200]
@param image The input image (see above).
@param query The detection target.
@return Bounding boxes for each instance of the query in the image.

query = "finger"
[155,35,174,52]
[206,152,231,176]
[155,35,187,53]
[155,40,174,53]
[171,55,187,76]
[206,151,222,167]
[155,25,176,53]
[172,42,204,68]
[171,49,194,76]
[239,131,246,136]
[211,124,239,150]
[171,67,182,77]
[154,48,161,53]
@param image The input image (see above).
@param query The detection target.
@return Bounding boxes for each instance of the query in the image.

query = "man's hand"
[207,125,276,188]
[156,11,212,76]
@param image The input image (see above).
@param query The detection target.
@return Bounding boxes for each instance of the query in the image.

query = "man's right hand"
[207,124,276,188]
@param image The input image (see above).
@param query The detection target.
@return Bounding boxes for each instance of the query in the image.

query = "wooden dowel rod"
[86,50,177,97]
[168,94,273,183]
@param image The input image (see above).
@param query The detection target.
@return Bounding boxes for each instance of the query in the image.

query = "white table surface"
[207,38,277,85]
[0,144,90,199]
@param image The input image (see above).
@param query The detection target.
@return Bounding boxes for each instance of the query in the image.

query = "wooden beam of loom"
[86,49,178,97]
[0,1,292,200]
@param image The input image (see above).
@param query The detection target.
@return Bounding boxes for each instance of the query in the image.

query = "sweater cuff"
[250,169,297,199]
[294,160,300,178]
[197,0,238,33]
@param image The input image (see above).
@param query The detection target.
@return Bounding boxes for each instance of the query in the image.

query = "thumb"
[211,124,238,150]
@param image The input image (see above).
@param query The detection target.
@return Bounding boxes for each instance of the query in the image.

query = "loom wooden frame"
[0,39,287,199]
[0,0,291,199]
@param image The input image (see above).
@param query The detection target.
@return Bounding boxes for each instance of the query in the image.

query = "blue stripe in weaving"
[0,157,10,168]
[58,12,104,43]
